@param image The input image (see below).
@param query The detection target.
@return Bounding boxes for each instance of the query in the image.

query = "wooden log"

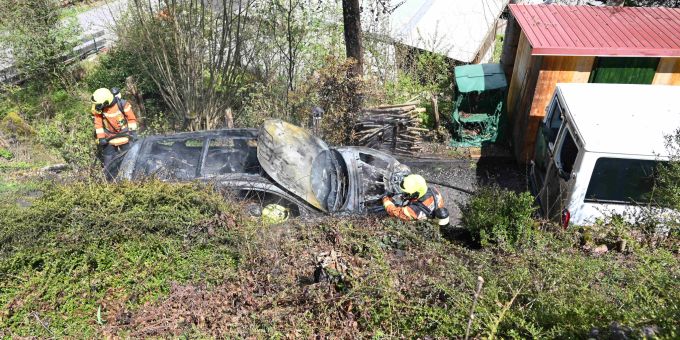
[374,102,419,109]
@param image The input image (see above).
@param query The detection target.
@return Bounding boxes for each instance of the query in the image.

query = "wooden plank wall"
[507,32,532,121]
[511,55,542,161]
[653,58,680,85]
[517,56,594,162]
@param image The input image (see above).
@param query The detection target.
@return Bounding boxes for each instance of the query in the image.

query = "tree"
[341,0,364,78]
[0,0,80,86]
[341,0,364,115]
[260,0,311,92]
[123,0,263,130]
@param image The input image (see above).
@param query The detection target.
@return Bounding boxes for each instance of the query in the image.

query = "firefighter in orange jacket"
[382,174,450,227]
[91,88,138,180]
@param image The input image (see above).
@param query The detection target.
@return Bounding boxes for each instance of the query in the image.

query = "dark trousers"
[102,143,131,181]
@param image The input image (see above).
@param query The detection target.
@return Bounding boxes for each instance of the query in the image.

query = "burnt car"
[110,119,411,218]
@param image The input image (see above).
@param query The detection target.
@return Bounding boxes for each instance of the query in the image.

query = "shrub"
[36,108,96,167]
[0,112,36,138]
[0,181,239,337]
[462,187,536,251]
[0,0,80,85]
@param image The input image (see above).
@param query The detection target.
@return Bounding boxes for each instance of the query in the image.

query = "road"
[77,0,127,43]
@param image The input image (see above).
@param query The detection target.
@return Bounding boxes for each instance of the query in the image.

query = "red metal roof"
[509,4,680,57]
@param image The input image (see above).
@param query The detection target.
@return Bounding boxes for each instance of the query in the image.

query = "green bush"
[0,0,80,84]
[462,187,536,251]
[36,109,95,167]
[0,181,239,337]
[1,181,678,337]
[84,48,167,132]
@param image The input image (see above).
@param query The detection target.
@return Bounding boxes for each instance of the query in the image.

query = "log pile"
[353,101,427,155]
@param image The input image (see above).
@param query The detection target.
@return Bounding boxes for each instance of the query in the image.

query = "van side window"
[557,129,578,175]
[585,158,662,205]
[545,100,563,145]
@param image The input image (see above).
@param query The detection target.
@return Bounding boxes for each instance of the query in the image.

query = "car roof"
[142,128,259,142]
[557,83,680,157]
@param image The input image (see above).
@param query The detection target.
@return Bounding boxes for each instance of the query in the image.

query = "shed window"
[589,57,659,85]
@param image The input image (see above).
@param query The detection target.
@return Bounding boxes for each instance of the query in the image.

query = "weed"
[0,148,13,160]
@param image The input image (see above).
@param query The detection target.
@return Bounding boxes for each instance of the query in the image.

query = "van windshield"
[585,158,664,205]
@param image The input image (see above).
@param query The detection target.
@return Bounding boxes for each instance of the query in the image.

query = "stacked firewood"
[353,101,427,155]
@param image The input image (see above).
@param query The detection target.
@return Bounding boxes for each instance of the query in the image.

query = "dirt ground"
[402,157,527,226]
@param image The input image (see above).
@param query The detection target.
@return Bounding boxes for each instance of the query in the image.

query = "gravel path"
[402,158,527,226]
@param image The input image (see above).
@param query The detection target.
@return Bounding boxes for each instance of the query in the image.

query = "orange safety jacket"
[93,100,138,146]
[382,187,445,221]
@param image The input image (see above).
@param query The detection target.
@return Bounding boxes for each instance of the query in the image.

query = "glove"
[381,194,394,206]
[98,138,108,146]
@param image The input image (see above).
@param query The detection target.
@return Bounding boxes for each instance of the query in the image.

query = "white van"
[530,83,680,227]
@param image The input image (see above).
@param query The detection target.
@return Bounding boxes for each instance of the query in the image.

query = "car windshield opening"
[585,158,665,206]
[203,137,260,176]
[135,138,204,180]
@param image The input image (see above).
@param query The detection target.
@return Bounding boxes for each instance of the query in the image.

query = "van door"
[531,94,563,192]
[538,124,581,220]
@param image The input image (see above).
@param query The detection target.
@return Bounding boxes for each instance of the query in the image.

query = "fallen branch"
[465,276,485,340]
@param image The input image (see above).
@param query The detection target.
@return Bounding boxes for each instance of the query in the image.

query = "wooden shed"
[501,4,680,162]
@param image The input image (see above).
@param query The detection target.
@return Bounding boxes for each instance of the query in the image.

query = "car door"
[532,94,563,193]
[538,123,581,221]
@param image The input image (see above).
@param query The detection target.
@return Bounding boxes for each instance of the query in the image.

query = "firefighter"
[382,174,450,227]
[91,88,138,180]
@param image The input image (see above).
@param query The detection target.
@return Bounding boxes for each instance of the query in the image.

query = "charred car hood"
[258,119,333,211]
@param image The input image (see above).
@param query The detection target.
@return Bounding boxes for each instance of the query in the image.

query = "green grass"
[0,181,239,337]
[0,161,34,172]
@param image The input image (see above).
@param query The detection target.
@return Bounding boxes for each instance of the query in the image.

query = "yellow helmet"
[91,88,114,110]
[400,174,428,198]
[262,204,289,224]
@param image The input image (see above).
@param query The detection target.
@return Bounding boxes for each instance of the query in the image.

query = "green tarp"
[454,63,507,93]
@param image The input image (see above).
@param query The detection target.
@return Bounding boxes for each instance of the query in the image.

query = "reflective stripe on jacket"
[93,100,138,146]
[382,187,445,221]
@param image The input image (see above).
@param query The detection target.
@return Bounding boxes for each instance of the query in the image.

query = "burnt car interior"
[358,152,398,212]
[202,138,260,176]
[235,189,302,217]
[134,135,260,180]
